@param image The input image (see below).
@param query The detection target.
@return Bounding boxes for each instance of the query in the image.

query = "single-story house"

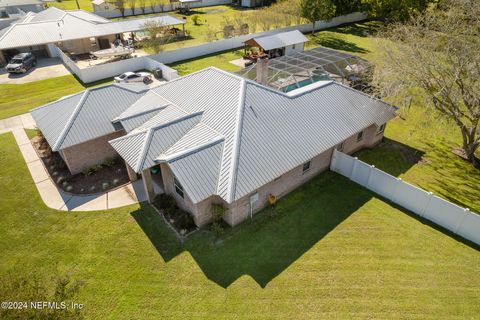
[0,7,186,65]
[0,0,44,14]
[243,30,308,59]
[31,66,396,227]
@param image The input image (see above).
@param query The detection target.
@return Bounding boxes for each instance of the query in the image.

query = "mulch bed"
[31,136,129,195]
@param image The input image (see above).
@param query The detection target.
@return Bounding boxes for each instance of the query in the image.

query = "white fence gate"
[330,149,480,245]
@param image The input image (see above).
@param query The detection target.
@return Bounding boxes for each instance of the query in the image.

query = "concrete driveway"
[0,58,71,84]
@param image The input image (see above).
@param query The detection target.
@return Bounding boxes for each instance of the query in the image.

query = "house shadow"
[130,141,422,288]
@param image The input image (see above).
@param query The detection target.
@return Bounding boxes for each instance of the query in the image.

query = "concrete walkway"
[2,113,152,211]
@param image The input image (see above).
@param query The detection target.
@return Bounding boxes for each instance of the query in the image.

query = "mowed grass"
[168,48,244,75]
[47,0,94,11]
[0,131,479,318]
[0,75,111,120]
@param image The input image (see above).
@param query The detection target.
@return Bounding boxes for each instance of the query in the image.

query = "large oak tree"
[374,0,480,166]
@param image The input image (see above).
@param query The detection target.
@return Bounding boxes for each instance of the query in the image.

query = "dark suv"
[6,52,37,74]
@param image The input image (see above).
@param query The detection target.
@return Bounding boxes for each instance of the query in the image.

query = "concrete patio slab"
[5,120,151,212]
[0,116,22,131]
[20,113,36,129]
[27,159,49,183]
[69,194,107,211]
[12,128,31,146]
[19,143,39,163]
[0,58,70,84]
[36,179,72,210]
[107,184,139,208]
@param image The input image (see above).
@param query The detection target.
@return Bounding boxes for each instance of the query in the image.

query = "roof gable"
[30,83,148,151]
[250,30,308,50]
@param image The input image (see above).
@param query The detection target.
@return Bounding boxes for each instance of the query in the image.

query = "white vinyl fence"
[51,45,179,83]
[151,12,368,64]
[330,149,480,245]
[50,12,366,83]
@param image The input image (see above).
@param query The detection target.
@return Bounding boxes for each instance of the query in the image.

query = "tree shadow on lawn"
[310,36,369,54]
[355,138,425,177]
[329,21,383,38]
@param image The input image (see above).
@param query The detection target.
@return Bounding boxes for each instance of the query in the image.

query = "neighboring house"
[244,30,308,58]
[0,0,44,30]
[91,0,115,12]
[31,67,396,227]
[0,7,185,65]
[0,0,44,14]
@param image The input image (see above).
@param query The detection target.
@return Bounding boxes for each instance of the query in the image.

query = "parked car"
[114,72,153,84]
[6,52,37,74]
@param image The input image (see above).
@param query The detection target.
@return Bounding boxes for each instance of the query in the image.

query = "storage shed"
[243,30,308,59]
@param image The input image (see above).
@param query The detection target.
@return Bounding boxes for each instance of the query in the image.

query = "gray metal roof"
[248,30,308,51]
[168,141,224,203]
[0,0,42,7]
[110,113,203,172]
[0,7,185,49]
[232,81,396,201]
[112,68,395,204]
[32,67,395,205]
[30,83,148,151]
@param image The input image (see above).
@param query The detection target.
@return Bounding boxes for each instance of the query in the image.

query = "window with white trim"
[377,123,386,134]
[174,177,184,198]
[302,160,311,173]
[357,130,364,142]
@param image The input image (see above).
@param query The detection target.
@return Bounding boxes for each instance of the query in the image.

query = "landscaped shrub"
[152,194,196,234]
[210,203,227,238]
[211,221,224,238]
[191,14,201,25]
[153,194,176,211]
[173,209,195,231]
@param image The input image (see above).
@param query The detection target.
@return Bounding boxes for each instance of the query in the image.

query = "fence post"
[420,192,434,218]
[453,208,469,234]
[366,165,375,189]
[350,157,359,180]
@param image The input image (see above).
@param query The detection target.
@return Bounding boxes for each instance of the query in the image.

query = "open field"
[0,131,478,319]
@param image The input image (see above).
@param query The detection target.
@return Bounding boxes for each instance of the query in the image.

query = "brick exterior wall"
[59,130,125,175]
[161,123,386,228]
[160,163,224,227]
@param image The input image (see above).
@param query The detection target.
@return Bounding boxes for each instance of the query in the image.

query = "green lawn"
[0,75,111,120]
[0,131,478,318]
[168,48,244,76]
[47,0,94,11]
